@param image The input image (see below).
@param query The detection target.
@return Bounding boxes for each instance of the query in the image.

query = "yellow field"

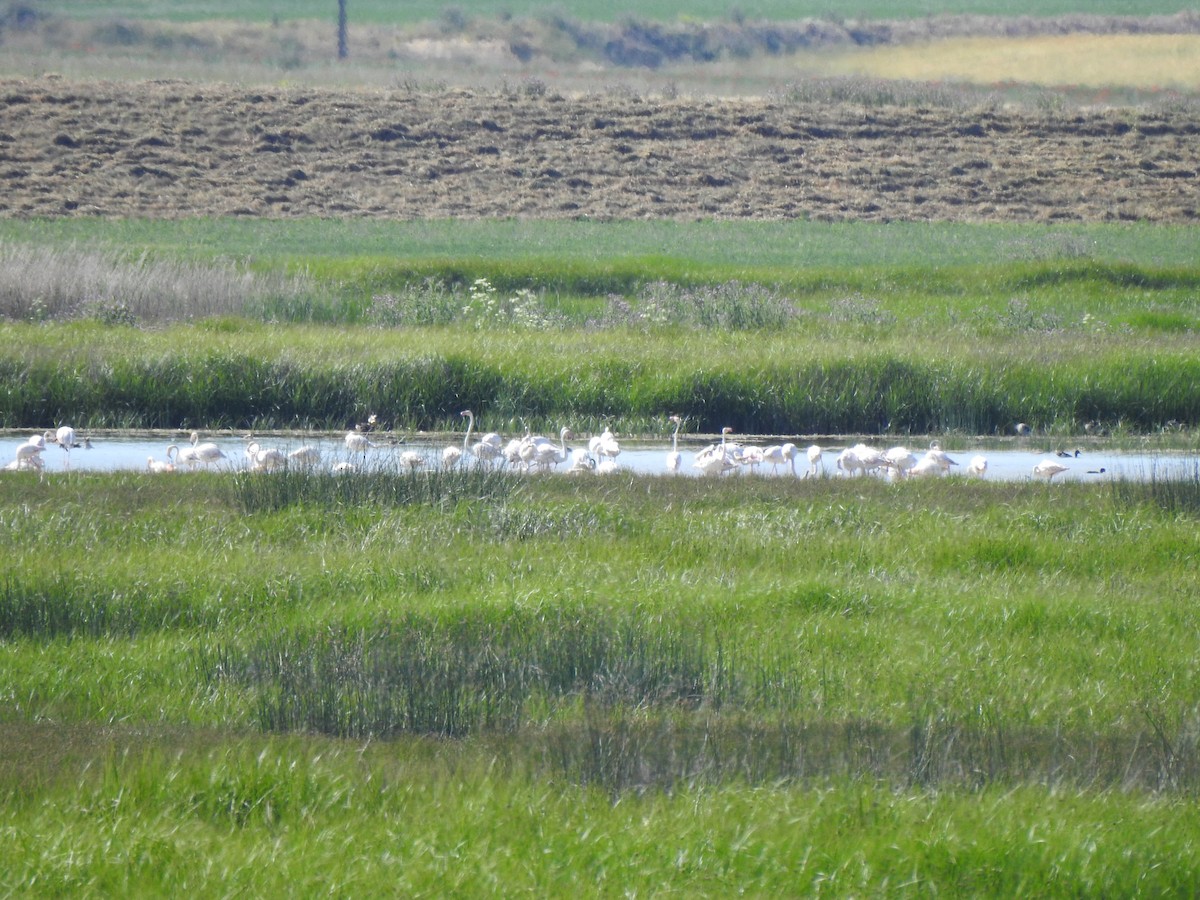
[816,34,1200,91]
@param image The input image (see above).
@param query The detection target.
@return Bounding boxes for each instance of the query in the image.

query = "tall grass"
[0,243,317,324]
[4,463,1200,890]
[200,604,1200,793]
[3,320,1198,433]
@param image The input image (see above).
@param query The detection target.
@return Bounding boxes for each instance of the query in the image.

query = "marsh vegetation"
[2,0,1199,893]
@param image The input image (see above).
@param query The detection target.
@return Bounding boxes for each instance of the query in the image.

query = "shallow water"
[5,431,1198,483]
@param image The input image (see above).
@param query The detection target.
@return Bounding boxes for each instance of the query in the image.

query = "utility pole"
[337,0,348,59]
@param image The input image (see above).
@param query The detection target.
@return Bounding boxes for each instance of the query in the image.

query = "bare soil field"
[1,77,1197,222]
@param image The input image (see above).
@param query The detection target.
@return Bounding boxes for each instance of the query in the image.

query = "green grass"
[0,219,1197,434]
[2,315,1199,434]
[2,218,1194,272]
[30,0,1196,26]
[3,469,1200,893]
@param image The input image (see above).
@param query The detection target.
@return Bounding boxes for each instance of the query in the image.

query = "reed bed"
[200,605,1200,793]
[2,320,1198,434]
[0,243,315,324]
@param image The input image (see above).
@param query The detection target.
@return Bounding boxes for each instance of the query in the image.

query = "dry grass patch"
[819,34,1200,91]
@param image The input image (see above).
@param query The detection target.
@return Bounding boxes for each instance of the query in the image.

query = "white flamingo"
[400,449,425,471]
[762,444,786,474]
[165,444,199,468]
[665,415,682,474]
[967,455,988,477]
[1033,459,1069,481]
[907,455,945,478]
[838,443,886,477]
[527,427,572,471]
[246,441,286,472]
[567,449,597,475]
[287,445,322,468]
[53,425,80,469]
[735,445,764,471]
[589,426,621,465]
[443,410,472,468]
[781,443,800,476]
[884,446,918,478]
[15,434,47,467]
[345,430,375,457]
[3,454,44,474]
[456,410,504,467]
[694,427,735,476]
[501,436,525,467]
[188,431,227,468]
[836,447,863,477]
[925,440,958,473]
[805,444,823,478]
[146,456,175,473]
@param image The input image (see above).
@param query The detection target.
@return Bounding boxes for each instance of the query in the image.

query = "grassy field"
[1,220,1198,435]
[2,465,1200,893]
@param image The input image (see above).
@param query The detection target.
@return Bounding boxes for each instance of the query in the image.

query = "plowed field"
[2,77,1197,222]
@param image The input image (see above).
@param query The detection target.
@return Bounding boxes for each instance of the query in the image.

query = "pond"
[5,430,1198,483]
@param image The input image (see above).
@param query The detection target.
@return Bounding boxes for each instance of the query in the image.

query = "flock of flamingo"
[4,412,1084,482]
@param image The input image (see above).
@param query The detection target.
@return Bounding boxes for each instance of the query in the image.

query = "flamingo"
[345,430,375,457]
[694,427,735,476]
[1033,459,1069,482]
[3,454,43,474]
[567,449,597,475]
[463,412,504,458]
[246,441,286,472]
[884,446,918,478]
[589,426,621,464]
[527,427,572,471]
[456,410,505,467]
[805,444,823,478]
[780,443,800,476]
[54,425,79,469]
[838,443,886,477]
[188,431,227,468]
[665,415,682,474]
[925,441,958,473]
[287,445,322,468]
[443,410,473,468]
[907,455,945,478]
[761,441,802,476]
[166,442,204,468]
[501,436,524,467]
[735,445,764,471]
[400,449,425,471]
[967,455,988,477]
[146,456,175,474]
[836,446,863,477]
[1015,423,1032,436]
[15,434,47,467]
